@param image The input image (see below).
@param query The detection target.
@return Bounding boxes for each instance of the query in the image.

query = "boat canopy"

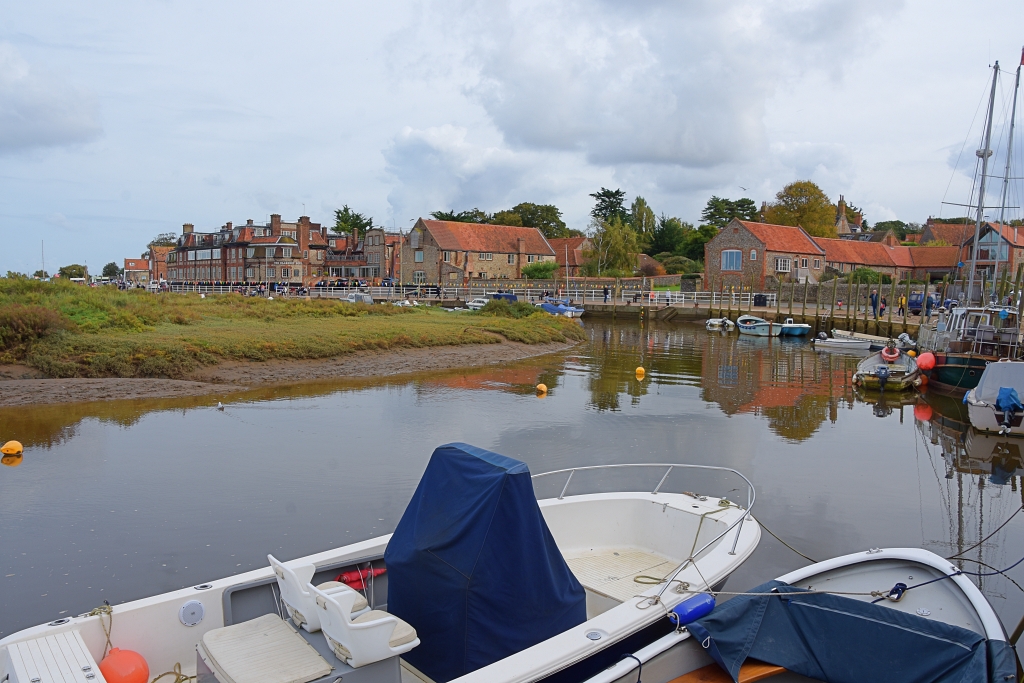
[688,580,1016,683]
[974,362,1024,404]
[384,443,586,683]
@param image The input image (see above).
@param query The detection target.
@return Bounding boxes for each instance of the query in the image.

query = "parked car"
[466,298,490,311]
[909,292,939,315]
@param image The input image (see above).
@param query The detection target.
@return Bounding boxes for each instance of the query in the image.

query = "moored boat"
[705,317,735,331]
[965,358,1024,435]
[778,317,811,336]
[812,332,872,351]
[0,444,760,683]
[736,314,781,337]
[539,297,585,318]
[852,344,921,391]
[919,306,1022,393]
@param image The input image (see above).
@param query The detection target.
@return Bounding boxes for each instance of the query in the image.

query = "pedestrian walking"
[603,286,610,303]
[925,292,933,322]
[870,289,879,319]
[880,296,887,316]
[898,294,905,317]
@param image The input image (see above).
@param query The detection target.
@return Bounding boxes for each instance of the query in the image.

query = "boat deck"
[564,547,680,602]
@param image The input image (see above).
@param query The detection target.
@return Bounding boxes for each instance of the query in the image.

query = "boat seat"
[200,614,332,683]
[268,554,368,632]
[308,582,420,668]
[5,630,102,683]
[669,659,786,683]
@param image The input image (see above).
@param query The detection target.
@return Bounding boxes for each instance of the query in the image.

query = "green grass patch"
[0,279,585,378]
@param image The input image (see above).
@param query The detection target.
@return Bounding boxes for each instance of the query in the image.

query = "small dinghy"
[539,297,585,318]
[778,317,812,336]
[965,359,1024,435]
[0,445,760,683]
[736,314,781,337]
[811,331,872,351]
[705,318,735,331]
[852,342,921,391]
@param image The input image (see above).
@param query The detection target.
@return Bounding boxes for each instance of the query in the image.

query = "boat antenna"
[994,52,1022,302]
[967,61,1000,305]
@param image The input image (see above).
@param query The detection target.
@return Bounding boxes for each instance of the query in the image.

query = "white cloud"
[0,42,101,155]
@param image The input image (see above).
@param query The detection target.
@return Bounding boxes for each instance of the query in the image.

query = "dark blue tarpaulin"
[384,443,586,682]
[687,580,1017,683]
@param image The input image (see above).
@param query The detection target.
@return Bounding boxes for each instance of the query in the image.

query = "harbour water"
[2,321,1023,638]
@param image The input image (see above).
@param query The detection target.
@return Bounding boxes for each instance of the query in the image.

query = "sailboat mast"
[967,61,1000,305]
[994,55,1022,302]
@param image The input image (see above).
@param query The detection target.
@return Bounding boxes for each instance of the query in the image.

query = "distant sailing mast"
[966,62,1000,305]
[992,50,1023,301]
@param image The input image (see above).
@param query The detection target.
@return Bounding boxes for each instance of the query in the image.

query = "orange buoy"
[635,367,645,380]
[1,453,22,467]
[917,352,936,371]
[99,648,149,683]
[907,350,917,358]
[913,403,933,422]
[1,440,22,455]
[536,383,548,395]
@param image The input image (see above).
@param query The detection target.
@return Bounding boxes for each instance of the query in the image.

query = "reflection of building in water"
[700,335,859,441]
[419,363,563,396]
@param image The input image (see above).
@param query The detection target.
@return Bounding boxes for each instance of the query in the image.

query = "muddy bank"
[0,340,578,407]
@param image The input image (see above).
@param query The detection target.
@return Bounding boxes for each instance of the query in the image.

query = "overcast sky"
[2,0,1023,273]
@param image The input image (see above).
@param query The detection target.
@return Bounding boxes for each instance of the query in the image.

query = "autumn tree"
[583,216,640,276]
[763,181,836,238]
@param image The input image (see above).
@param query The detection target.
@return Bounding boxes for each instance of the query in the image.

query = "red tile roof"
[736,220,824,255]
[249,236,297,245]
[548,237,589,267]
[910,246,960,268]
[815,238,894,267]
[124,259,149,270]
[923,222,974,246]
[420,220,555,255]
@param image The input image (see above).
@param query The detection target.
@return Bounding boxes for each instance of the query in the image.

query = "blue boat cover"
[384,443,586,682]
[688,581,1016,683]
[996,387,1023,414]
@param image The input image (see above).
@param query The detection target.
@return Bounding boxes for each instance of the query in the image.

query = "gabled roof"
[124,259,149,270]
[419,220,555,255]
[814,238,895,267]
[249,236,297,245]
[924,222,974,246]
[548,237,589,267]
[966,222,1024,247]
[735,220,824,255]
[909,246,960,268]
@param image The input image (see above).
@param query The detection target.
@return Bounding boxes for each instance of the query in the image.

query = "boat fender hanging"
[99,648,149,683]
[668,593,716,629]
[917,352,936,371]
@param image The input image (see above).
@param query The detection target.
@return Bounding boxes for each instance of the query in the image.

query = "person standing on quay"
[898,294,906,317]
[925,290,934,322]
[870,289,879,319]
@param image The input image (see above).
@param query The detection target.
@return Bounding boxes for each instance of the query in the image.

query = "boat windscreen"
[974,363,1024,403]
[384,443,586,683]
[688,580,1015,683]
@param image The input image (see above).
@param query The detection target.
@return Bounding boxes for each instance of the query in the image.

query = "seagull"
[739,186,749,192]
[217,402,225,411]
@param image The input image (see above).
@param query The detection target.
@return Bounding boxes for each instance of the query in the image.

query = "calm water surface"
[2,321,1023,637]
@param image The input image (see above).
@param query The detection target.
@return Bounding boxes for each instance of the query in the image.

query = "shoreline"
[0,339,579,407]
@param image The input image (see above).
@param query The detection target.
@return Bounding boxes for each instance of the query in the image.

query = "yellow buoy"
[1,440,23,456]
[907,350,917,357]
[1,454,22,467]
[536,383,548,395]
[635,367,645,379]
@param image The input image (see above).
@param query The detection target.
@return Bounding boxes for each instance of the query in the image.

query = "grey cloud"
[0,42,101,155]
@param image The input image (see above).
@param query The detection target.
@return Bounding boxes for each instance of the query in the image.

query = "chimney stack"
[183,223,194,234]
[226,221,233,230]
[247,219,254,226]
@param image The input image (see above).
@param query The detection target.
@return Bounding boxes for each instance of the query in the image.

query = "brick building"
[549,237,591,277]
[704,219,825,288]
[146,245,172,283]
[815,238,958,281]
[166,215,329,285]
[400,219,555,284]
[123,259,150,285]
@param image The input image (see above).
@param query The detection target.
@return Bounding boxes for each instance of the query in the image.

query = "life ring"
[880,347,900,363]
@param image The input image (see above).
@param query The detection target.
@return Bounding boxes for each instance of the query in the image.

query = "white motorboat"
[965,359,1024,435]
[811,332,872,351]
[736,315,781,337]
[0,445,760,683]
[778,318,812,337]
[704,318,735,331]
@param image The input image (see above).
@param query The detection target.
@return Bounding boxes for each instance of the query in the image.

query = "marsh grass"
[1,279,584,377]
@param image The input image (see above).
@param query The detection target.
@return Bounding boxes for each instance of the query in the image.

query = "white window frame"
[479,252,493,261]
[413,270,426,284]
[443,251,452,263]
[813,258,821,269]
[247,248,255,258]
[507,254,515,264]
[721,249,742,271]
[282,248,292,259]
[415,250,424,263]
[267,267,276,277]
[245,267,254,278]
[775,257,791,273]
[750,250,757,261]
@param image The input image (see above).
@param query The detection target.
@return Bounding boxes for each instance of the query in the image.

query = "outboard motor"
[897,332,914,348]
[875,365,890,392]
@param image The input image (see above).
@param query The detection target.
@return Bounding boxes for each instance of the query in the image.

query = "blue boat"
[539,298,584,318]
[778,317,812,336]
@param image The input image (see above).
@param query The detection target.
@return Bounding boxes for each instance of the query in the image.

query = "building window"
[721,250,742,271]
[245,267,254,278]
[414,250,424,263]
[442,251,452,262]
[267,267,276,277]
[507,254,515,264]
[750,250,757,261]
[413,270,426,284]
[303,250,308,259]
[212,249,221,259]
[800,257,808,269]
[479,252,493,260]
[247,248,255,258]
[477,272,487,278]
[282,268,290,278]
[282,248,292,258]
[813,258,821,269]
[527,255,536,263]
[329,239,336,248]
[266,247,276,259]
[775,258,792,273]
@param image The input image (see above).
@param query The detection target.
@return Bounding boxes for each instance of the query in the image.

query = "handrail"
[532,463,756,601]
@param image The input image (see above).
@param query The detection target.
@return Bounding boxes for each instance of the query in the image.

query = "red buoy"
[99,648,149,683]
[917,352,936,371]
[913,404,933,422]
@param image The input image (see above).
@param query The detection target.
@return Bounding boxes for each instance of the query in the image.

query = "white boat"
[778,318,812,336]
[965,359,1024,435]
[736,315,781,337]
[704,318,735,331]
[811,332,872,351]
[466,297,490,310]
[0,446,760,683]
[852,346,921,391]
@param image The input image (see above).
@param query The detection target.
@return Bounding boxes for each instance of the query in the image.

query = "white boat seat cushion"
[326,610,417,661]
[201,614,331,683]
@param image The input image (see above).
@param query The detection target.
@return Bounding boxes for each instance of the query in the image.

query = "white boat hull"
[966,391,1024,435]
[736,316,781,337]
[812,337,872,350]
[0,491,760,683]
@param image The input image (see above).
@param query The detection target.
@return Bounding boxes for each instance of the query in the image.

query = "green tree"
[32,269,48,279]
[700,196,758,228]
[505,203,568,239]
[873,219,909,240]
[763,181,836,238]
[678,224,718,261]
[333,205,374,236]
[149,232,178,246]
[849,267,891,284]
[59,264,86,279]
[5,271,28,279]
[589,188,628,223]
[101,262,121,278]
[649,214,691,255]
[584,216,640,275]
[429,208,489,223]
[630,196,656,248]
[491,210,524,226]
[521,261,558,279]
